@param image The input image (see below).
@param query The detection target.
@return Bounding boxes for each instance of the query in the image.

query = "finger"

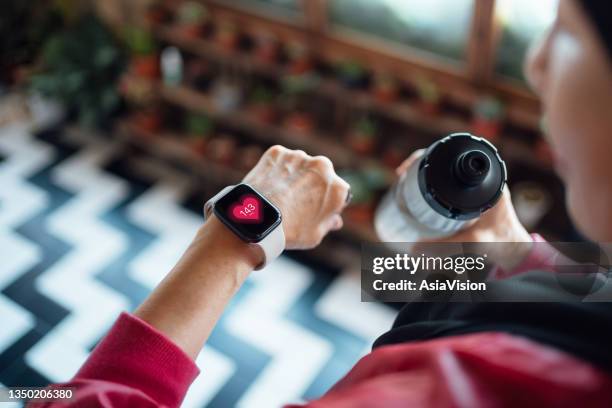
[328,178,351,212]
[326,214,344,231]
[309,155,335,176]
[396,149,425,176]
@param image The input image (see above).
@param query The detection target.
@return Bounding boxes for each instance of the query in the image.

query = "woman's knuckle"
[310,156,333,172]
[267,145,285,157]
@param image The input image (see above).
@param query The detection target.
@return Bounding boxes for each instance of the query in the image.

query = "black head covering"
[577,1,612,58]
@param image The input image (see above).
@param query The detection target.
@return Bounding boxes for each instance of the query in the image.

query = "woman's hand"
[135,146,349,358]
[243,145,351,250]
[398,150,533,270]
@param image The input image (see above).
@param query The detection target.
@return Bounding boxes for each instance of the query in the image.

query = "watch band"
[203,185,285,270]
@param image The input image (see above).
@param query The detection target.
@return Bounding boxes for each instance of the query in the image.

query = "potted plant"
[145,1,171,26]
[286,41,313,75]
[132,105,164,134]
[284,111,315,135]
[346,117,378,155]
[215,21,240,52]
[29,14,126,128]
[339,170,375,224]
[472,96,505,142]
[414,76,441,116]
[184,113,213,155]
[253,30,279,64]
[175,1,209,39]
[382,145,405,169]
[124,27,159,79]
[248,85,277,124]
[336,60,368,89]
[0,1,65,85]
[372,73,400,103]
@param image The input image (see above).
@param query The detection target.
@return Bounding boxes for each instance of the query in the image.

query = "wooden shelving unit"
[117,1,570,244]
[159,83,356,168]
[155,24,468,137]
[115,118,380,243]
[154,24,552,174]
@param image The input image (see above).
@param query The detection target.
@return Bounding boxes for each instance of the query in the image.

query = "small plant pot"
[347,131,377,155]
[180,23,204,39]
[215,23,240,52]
[131,55,160,79]
[372,74,399,103]
[255,42,279,64]
[472,118,502,142]
[249,103,277,124]
[146,6,170,25]
[188,136,207,156]
[382,147,405,169]
[345,203,374,224]
[284,112,315,134]
[417,100,440,116]
[133,110,162,133]
[373,85,399,103]
[347,118,378,155]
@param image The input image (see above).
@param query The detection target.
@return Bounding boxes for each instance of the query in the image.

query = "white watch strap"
[203,185,285,270]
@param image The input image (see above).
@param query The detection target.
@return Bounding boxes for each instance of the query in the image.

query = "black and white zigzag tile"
[0,121,395,407]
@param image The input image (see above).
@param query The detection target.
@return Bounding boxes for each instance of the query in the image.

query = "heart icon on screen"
[230,195,262,223]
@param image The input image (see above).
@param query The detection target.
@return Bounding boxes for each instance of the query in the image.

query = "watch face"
[213,184,282,243]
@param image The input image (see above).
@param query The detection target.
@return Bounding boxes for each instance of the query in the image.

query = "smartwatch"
[203,184,285,270]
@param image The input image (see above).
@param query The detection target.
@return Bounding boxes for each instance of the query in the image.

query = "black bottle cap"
[418,133,507,220]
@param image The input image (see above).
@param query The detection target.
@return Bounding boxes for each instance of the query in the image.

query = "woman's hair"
[577,1,612,58]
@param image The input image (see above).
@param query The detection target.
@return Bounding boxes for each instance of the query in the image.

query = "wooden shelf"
[157,82,395,178]
[115,118,380,243]
[116,118,244,184]
[154,24,556,174]
[159,83,351,164]
[155,24,469,138]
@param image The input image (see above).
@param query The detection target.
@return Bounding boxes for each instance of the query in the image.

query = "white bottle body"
[374,157,472,242]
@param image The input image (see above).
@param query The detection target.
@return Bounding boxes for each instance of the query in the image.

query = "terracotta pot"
[249,104,276,124]
[133,111,162,133]
[345,204,374,224]
[382,148,405,169]
[373,86,399,103]
[132,55,160,79]
[472,118,502,142]
[189,137,207,156]
[181,24,203,39]
[417,100,440,116]
[284,112,314,134]
[347,131,377,155]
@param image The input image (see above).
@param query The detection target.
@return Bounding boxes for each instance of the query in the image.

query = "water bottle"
[374,133,506,242]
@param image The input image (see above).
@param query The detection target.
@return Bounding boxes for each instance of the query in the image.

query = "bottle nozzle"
[454,150,490,186]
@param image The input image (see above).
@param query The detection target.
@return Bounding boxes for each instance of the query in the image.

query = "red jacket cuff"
[73,312,200,408]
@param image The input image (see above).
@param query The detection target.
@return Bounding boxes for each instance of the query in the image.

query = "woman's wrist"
[134,215,262,359]
[194,215,264,273]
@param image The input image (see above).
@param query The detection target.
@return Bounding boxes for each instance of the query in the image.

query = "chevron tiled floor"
[0,122,396,407]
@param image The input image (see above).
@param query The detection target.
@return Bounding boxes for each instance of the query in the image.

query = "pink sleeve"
[491,233,562,279]
[29,312,200,408]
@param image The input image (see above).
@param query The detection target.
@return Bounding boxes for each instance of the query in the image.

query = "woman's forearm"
[134,215,261,359]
